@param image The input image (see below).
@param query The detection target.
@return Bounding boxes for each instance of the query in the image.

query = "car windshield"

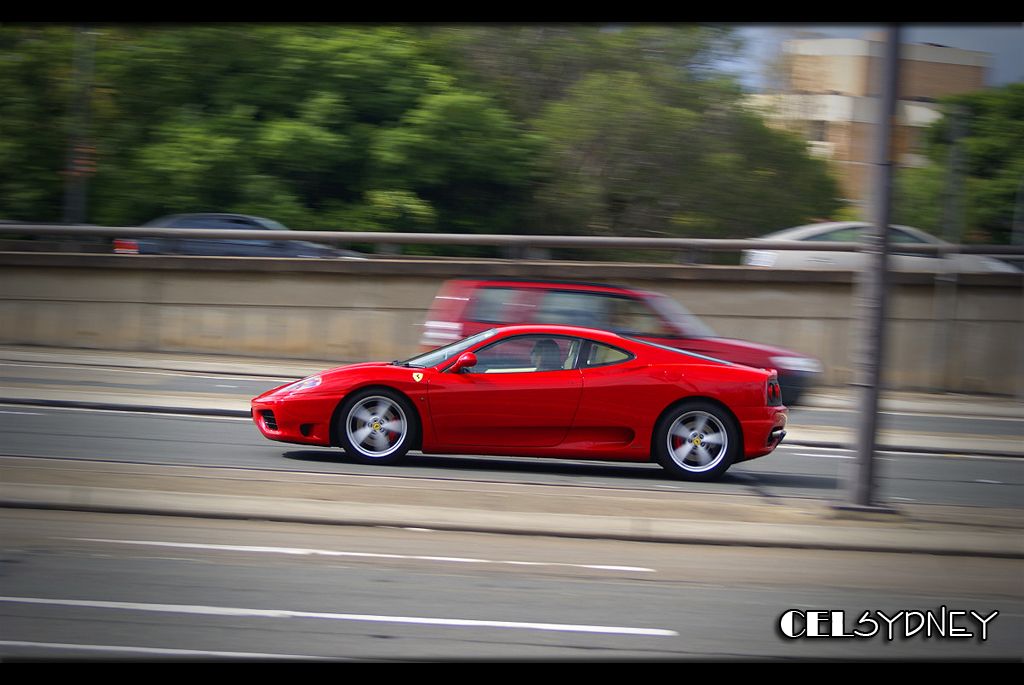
[399,329,498,368]
[645,294,717,338]
[257,218,290,231]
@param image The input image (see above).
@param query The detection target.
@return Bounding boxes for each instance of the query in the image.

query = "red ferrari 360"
[251,324,787,481]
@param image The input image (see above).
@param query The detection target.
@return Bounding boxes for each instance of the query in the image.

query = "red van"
[420,279,822,406]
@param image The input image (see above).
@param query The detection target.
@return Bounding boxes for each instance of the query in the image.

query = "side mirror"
[450,352,477,373]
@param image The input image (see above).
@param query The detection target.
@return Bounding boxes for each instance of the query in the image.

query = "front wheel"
[654,401,740,481]
[336,389,418,465]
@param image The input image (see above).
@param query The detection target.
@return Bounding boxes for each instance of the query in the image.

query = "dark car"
[113,213,365,259]
[420,279,822,406]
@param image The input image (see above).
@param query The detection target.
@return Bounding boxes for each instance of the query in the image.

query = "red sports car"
[251,325,787,481]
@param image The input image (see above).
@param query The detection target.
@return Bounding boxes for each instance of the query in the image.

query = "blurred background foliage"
[0,25,1015,245]
[893,84,1024,245]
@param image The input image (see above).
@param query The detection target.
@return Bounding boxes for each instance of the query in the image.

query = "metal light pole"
[842,26,901,511]
[932,106,966,393]
[62,26,96,226]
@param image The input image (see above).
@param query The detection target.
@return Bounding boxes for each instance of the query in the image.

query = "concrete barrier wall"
[1,254,1021,395]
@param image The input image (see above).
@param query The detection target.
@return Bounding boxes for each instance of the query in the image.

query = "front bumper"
[251,394,338,447]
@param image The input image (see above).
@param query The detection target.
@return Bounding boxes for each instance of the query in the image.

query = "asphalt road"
[0,406,1020,508]
[1,509,1019,660]
[1,363,1021,661]
[2,360,1023,440]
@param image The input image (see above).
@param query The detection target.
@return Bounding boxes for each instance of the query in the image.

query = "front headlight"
[770,356,822,374]
[285,375,323,393]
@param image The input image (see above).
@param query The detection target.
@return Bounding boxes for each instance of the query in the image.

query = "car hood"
[255,362,392,400]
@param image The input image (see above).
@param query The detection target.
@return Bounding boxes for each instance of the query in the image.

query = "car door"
[571,340,649,448]
[427,334,583,448]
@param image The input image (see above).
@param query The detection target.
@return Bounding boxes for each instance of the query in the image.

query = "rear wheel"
[654,401,740,481]
[336,389,418,465]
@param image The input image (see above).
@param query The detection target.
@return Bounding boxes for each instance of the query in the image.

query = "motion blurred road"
[2,510,1020,660]
[0,353,1021,660]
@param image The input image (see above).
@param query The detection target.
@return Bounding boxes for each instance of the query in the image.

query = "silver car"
[742,222,1019,273]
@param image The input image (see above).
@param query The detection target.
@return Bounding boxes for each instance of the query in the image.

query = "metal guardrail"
[1,223,1024,256]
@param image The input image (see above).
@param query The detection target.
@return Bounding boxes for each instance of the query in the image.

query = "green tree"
[895,83,1024,244]
[427,25,840,239]
[0,26,75,221]
[0,24,841,249]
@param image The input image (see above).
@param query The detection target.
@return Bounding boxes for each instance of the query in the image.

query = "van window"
[535,291,673,336]
[468,287,527,324]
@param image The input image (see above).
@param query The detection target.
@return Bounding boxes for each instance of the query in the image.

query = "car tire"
[336,388,418,465]
[653,400,740,482]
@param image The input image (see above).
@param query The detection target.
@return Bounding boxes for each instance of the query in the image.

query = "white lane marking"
[0,362,294,383]
[784,446,1023,462]
[975,479,1004,485]
[793,453,852,459]
[0,640,332,661]
[795,406,1024,423]
[0,410,42,415]
[0,597,677,637]
[0,406,252,421]
[215,385,239,388]
[69,538,656,573]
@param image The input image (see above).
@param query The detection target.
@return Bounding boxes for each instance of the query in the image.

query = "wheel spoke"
[674,441,694,460]
[691,415,708,435]
[370,430,389,450]
[671,425,690,440]
[353,408,374,424]
[702,433,723,447]
[382,419,405,434]
[351,425,373,446]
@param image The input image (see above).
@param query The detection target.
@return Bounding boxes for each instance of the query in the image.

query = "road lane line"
[0,596,678,637]
[0,640,333,660]
[0,406,252,421]
[793,453,852,459]
[68,538,656,573]
[793,406,1024,422]
[0,362,294,383]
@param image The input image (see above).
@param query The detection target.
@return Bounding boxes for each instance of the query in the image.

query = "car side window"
[583,342,633,368]
[468,288,528,324]
[805,227,862,242]
[606,298,673,336]
[170,217,238,229]
[535,291,610,328]
[534,291,672,337]
[468,336,581,374]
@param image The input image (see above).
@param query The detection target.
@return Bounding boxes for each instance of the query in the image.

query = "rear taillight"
[767,379,783,406]
[113,238,139,254]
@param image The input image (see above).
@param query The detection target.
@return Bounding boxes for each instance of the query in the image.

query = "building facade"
[748,36,989,212]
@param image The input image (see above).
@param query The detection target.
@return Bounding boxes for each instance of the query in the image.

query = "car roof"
[449,279,653,297]
[757,221,942,243]
[488,323,628,339]
[157,213,276,222]
[485,324,738,366]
